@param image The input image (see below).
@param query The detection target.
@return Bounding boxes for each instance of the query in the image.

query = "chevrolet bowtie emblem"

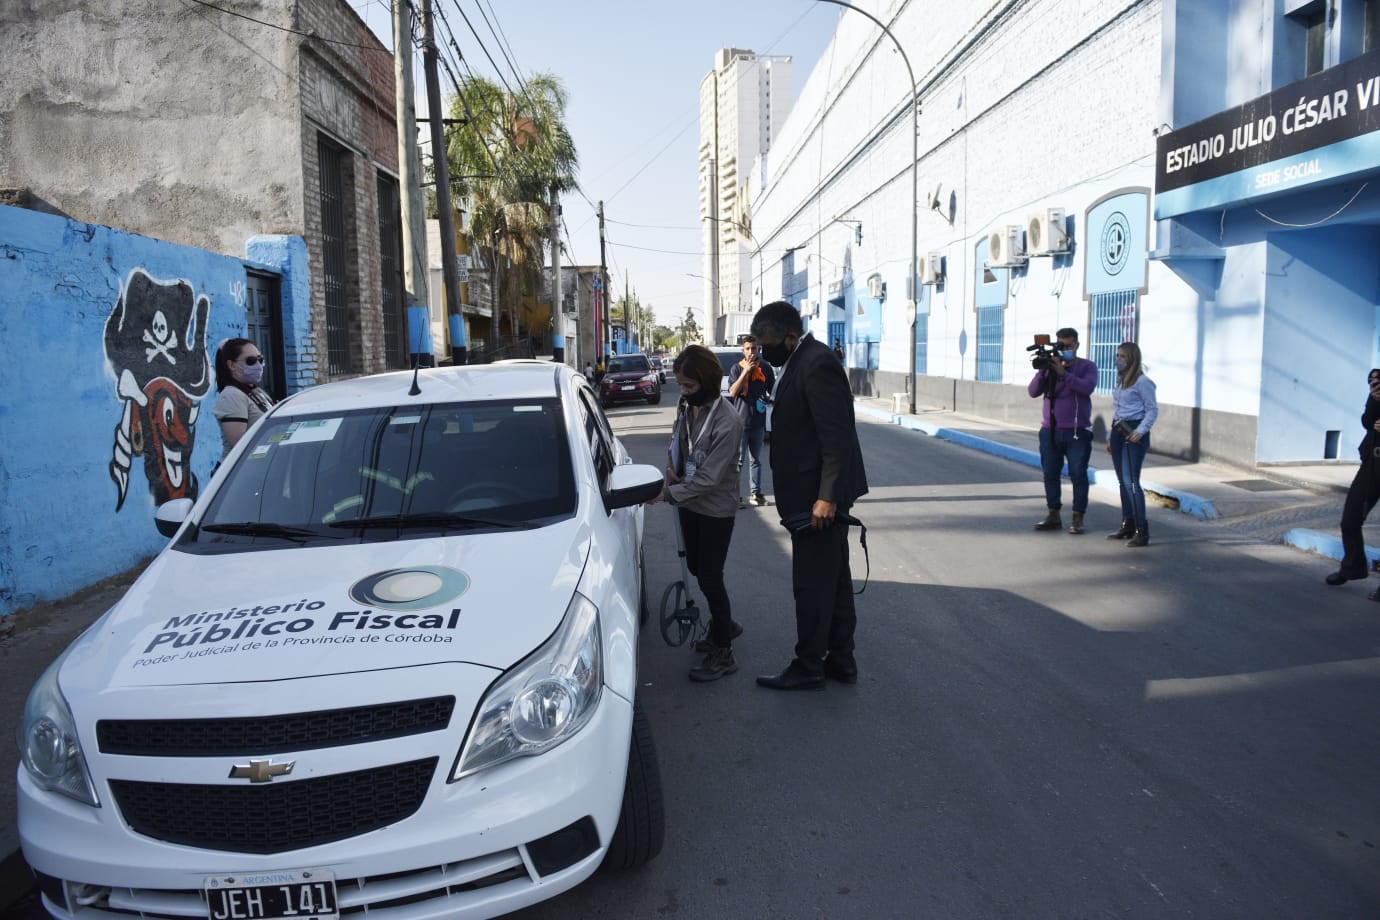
[229,759,295,783]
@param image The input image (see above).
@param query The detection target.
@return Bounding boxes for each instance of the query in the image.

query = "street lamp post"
[686,272,719,344]
[702,215,765,309]
[816,0,918,414]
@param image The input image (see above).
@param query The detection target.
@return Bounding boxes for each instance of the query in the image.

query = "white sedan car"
[17,362,666,920]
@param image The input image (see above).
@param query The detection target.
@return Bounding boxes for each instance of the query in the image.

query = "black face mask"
[683,388,713,407]
[760,339,793,366]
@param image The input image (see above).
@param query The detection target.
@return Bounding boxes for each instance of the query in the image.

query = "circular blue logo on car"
[350,566,470,611]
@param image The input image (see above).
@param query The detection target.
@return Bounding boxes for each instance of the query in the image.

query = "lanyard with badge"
[680,398,720,479]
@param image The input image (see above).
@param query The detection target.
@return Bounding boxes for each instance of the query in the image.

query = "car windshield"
[186,398,576,550]
[606,356,649,374]
[714,351,742,392]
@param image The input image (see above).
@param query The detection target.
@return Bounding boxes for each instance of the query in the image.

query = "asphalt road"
[509,391,1380,920]
[6,389,1378,920]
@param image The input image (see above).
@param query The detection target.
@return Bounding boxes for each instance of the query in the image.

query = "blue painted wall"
[0,205,309,616]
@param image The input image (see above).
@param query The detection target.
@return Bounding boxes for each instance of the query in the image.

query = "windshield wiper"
[198,522,329,543]
[327,512,535,531]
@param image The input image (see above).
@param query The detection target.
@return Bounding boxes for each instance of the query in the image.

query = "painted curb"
[1280,527,1378,566]
[860,404,1220,520]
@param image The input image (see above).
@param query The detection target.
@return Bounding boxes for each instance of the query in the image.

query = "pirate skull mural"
[105,270,212,512]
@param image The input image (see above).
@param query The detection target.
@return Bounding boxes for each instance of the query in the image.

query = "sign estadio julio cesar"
[1154,47,1380,206]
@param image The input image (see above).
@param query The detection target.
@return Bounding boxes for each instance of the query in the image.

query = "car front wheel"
[602,699,664,870]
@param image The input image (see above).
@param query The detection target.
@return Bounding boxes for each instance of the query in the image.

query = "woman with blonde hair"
[1106,341,1158,546]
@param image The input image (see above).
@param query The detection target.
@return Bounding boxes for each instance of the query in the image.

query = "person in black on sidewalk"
[1327,368,1380,594]
[750,302,869,690]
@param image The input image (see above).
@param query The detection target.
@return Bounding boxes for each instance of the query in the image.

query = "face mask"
[760,339,793,366]
[683,388,712,407]
[236,362,264,386]
[1059,349,1076,362]
[1115,358,1127,371]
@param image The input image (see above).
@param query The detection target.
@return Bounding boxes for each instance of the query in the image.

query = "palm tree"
[446,73,578,345]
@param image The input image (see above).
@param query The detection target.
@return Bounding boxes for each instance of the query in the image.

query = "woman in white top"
[1106,341,1158,546]
[212,338,275,460]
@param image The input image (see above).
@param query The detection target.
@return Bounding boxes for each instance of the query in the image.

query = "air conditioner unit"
[919,252,945,285]
[866,274,886,299]
[800,298,817,317]
[989,225,1027,266]
[1026,208,1068,255]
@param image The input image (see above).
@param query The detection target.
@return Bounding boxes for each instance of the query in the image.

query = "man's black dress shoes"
[823,656,858,684]
[756,663,826,690]
[1325,570,1364,586]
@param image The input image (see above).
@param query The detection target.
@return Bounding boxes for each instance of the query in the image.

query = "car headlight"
[17,648,100,806]
[641,374,657,384]
[451,593,603,780]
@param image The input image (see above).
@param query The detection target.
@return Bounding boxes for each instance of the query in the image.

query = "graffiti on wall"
[105,270,212,512]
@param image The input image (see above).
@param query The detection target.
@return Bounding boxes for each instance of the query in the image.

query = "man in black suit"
[750,301,869,690]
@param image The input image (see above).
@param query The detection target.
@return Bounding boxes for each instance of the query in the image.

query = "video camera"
[1027,334,1060,371]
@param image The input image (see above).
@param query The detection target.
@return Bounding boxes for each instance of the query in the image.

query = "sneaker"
[689,646,738,682]
[751,492,766,506]
[692,620,744,653]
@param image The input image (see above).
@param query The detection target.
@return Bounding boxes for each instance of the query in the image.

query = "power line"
[605,237,707,257]
[607,217,701,231]
[181,0,392,53]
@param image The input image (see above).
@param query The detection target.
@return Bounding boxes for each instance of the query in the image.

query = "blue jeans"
[1109,429,1151,525]
[739,424,765,495]
[1039,427,1092,513]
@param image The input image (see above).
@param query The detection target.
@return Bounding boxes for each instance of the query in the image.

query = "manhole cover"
[1224,479,1293,492]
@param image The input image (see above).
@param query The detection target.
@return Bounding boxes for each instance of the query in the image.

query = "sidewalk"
[850,396,1372,568]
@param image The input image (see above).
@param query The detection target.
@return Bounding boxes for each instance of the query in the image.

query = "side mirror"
[154,498,194,538]
[605,464,663,510]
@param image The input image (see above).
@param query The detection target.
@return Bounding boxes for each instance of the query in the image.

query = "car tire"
[646,392,660,405]
[602,699,664,870]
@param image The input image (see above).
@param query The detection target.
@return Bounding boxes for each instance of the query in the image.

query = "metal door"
[245,272,284,400]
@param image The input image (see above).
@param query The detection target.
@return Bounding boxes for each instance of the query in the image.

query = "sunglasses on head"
[242,355,265,366]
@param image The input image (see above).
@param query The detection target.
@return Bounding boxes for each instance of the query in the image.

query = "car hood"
[603,370,649,382]
[61,521,592,692]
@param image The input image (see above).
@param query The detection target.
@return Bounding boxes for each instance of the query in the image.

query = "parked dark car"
[600,353,661,407]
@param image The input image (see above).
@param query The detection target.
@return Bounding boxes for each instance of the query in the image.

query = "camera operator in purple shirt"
[1027,327,1099,534]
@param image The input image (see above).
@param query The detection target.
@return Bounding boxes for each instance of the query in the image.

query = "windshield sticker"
[389,414,422,426]
[280,418,343,445]
[127,596,464,670]
[249,445,272,460]
[513,405,543,413]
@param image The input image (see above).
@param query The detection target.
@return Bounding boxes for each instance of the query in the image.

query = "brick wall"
[296,0,400,379]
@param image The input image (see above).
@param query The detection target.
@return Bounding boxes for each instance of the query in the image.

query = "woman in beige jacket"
[658,344,745,682]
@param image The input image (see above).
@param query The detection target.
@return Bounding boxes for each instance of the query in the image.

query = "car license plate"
[620,385,634,391]
[205,870,338,920]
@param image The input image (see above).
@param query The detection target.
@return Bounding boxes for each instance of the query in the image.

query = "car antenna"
[408,356,423,396]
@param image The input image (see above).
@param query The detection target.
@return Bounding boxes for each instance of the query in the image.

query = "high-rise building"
[698,48,792,344]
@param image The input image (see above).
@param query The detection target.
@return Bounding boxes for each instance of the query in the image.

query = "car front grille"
[109,758,437,854]
[96,696,455,756]
[50,850,535,920]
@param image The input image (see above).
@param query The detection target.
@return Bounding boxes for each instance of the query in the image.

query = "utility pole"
[598,200,609,361]
[550,185,563,364]
[420,0,466,365]
[393,0,432,367]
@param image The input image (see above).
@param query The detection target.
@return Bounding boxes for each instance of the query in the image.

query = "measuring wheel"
[658,581,702,647]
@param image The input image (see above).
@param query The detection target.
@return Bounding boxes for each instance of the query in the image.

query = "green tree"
[446,73,578,343]
[678,307,700,348]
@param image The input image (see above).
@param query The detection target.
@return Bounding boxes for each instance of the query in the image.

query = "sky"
[349,0,844,328]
